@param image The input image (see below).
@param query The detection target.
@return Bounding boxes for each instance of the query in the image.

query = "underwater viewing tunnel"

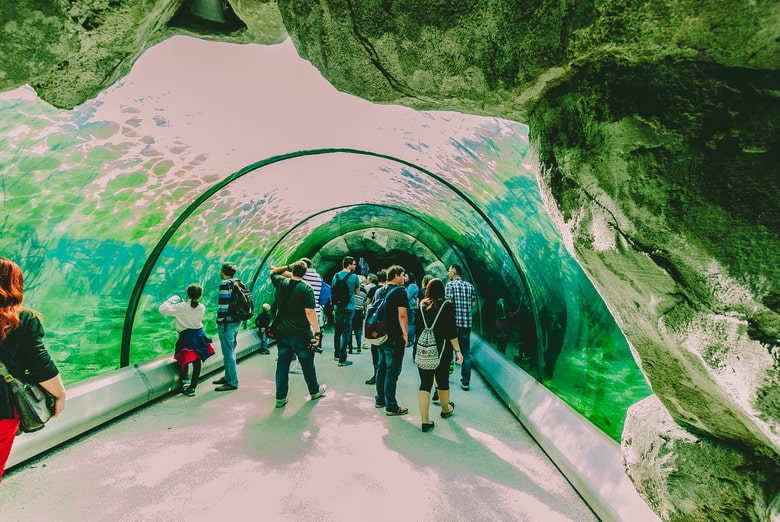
[2,0,778,518]
[1,35,653,520]
[0,36,651,441]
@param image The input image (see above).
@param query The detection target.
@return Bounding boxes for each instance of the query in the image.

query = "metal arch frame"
[249,204,468,285]
[244,203,473,296]
[120,148,542,372]
[279,210,485,322]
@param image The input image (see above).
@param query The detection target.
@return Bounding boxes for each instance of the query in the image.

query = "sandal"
[386,407,409,416]
[422,421,435,432]
[440,402,455,418]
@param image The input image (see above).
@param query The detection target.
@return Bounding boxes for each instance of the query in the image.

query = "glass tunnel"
[0,36,650,441]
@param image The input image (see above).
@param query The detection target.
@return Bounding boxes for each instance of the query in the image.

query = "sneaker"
[181,379,191,389]
[461,383,470,391]
[183,387,196,397]
[275,397,288,408]
[348,348,353,354]
[338,361,353,367]
[355,348,361,354]
[310,384,327,400]
[432,391,440,403]
[365,376,376,385]
[289,365,303,374]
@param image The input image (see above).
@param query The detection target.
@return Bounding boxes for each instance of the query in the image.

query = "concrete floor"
[3,335,598,522]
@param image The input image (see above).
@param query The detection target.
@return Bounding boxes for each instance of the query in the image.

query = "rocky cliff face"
[1,1,777,519]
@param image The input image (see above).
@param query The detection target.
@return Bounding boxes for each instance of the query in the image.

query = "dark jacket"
[0,310,60,420]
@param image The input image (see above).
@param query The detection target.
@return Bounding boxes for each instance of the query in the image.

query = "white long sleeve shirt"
[158,295,206,332]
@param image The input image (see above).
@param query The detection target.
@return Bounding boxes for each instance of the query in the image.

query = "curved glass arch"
[248,206,466,287]
[123,149,538,366]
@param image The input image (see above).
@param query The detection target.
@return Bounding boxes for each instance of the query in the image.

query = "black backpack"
[331,273,351,307]
[229,279,254,321]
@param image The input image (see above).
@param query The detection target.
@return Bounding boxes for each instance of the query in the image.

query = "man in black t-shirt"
[374,265,410,416]
[270,261,326,408]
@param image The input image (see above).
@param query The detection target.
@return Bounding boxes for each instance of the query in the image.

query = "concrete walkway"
[3,335,598,522]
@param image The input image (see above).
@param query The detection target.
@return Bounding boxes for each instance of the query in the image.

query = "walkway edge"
[472,337,660,522]
[7,329,261,469]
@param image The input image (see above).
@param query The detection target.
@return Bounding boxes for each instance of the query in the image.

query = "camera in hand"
[308,339,323,353]
[308,332,323,353]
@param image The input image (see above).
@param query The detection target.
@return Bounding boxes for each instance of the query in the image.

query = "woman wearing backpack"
[414,278,463,432]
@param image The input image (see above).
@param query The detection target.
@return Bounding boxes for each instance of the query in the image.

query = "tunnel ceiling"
[0,37,565,355]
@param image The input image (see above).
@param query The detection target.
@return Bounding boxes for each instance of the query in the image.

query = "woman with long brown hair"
[0,258,66,481]
[414,278,463,432]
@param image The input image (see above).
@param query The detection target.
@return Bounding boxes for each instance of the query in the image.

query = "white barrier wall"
[470,337,659,522]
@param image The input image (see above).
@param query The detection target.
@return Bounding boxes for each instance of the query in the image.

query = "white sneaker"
[289,364,303,374]
[310,384,327,400]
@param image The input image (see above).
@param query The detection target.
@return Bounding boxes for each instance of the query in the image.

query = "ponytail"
[186,283,203,309]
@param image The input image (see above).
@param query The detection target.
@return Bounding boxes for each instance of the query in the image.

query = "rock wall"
[1,0,778,519]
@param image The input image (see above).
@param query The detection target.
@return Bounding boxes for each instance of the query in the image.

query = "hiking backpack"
[229,279,254,321]
[363,286,401,345]
[414,302,446,370]
[331,273,351,307]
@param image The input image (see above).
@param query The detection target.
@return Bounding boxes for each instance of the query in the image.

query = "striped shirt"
[445,277,475,328]
[302,268,323,313]
[216,278,234,323]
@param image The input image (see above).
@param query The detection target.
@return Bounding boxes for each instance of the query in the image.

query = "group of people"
[0,253,479,482]
[285,255,477,432]
[358,262,475,432]
[160,254,478,433]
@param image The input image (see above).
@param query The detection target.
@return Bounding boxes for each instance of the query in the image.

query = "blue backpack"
[319,281,331,306]
[363,286,400,345]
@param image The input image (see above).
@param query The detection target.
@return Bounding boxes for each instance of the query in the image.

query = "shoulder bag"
[0,360,55,433]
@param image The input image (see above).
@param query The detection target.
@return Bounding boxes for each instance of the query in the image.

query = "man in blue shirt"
[331,256,360,367]
[405,272,419,347]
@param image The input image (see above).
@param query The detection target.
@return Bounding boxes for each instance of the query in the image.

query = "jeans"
[275,336,321,399]
[259,330,269,352]
[375,338,405,412]
[217,321,240,387]
[458,326,472,385]
[407,308,417,346]
[333,308,354,362]
[351,310,364,349]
